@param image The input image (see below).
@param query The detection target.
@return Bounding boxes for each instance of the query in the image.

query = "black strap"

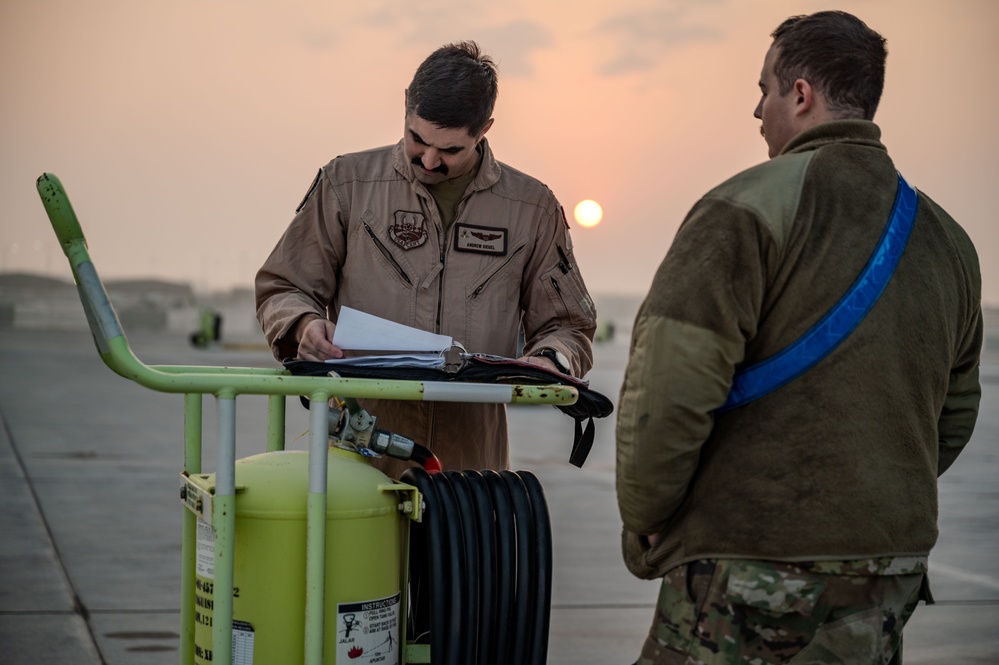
[282,356,613,468]
[568,417,596,468]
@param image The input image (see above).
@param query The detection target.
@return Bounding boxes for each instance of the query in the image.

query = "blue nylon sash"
[717,173,918,413]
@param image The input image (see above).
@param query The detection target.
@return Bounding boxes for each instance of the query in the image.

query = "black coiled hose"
[401,467,553,665]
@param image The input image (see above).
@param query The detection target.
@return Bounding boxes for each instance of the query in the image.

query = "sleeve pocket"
[541,264,594,327]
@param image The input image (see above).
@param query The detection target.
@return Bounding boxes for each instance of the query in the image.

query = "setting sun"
[573,199,603,228]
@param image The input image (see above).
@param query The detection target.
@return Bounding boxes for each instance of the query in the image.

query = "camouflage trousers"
[635,559,924,665]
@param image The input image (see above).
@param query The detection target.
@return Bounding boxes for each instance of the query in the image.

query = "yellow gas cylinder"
[193,447,406,664]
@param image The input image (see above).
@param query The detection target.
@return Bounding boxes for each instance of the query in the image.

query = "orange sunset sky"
[2,0,997,304]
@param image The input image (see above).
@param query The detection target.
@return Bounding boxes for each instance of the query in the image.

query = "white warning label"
[232,620,255,665]
[336,592,400,664]
[196,519,215,579]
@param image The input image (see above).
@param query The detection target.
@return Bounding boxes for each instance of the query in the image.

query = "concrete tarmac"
[1,327,997,664]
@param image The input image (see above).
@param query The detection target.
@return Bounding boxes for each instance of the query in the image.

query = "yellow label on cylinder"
[194,519,214,664]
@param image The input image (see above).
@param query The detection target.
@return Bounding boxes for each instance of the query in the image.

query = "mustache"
[412,157,448,175]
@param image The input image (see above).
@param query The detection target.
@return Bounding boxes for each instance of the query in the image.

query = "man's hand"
[296,318,344,361]
[518,354,558,373]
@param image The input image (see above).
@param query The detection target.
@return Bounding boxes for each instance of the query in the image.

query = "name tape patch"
[454,223,507,256]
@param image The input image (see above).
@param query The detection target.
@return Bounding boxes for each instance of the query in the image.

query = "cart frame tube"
[305,396,331,664]
[212,394,237,665]
[36,172,580,665]
[180,394,202,665]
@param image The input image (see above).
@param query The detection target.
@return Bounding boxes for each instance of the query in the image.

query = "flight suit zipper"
[363,221,412,286]
[471,244,527,297]
[435,226,446,333]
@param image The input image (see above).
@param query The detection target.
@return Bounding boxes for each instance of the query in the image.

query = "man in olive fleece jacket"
[616,11,982,665]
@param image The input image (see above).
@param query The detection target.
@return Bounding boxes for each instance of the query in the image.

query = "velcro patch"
[454,223,507,256]
[390,210,429,250]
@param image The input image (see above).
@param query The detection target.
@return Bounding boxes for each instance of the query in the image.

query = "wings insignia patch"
[454,223,508,256]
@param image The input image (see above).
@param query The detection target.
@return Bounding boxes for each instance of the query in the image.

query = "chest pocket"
[458,244,526,352]
[356,209,421,288]
[467,244,526,301]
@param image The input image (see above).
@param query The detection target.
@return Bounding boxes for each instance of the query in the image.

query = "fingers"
[297,319,343,361]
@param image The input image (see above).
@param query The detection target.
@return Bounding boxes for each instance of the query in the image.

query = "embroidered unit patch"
[389,211,429,250]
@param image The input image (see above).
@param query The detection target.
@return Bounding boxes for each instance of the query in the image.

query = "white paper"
[324,353,447,369]
[332,306,453,352]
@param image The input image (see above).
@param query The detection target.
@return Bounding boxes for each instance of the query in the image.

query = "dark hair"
[406,41,498,137]
[771,11,887,120]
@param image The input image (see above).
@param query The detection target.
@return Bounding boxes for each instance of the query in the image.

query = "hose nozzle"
[367,430,416,460]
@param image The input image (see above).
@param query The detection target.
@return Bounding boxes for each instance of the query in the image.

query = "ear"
[791,78,815,117]
[477,118,495,140]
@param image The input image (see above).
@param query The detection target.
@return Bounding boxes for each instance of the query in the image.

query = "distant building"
[0,273,87,330]
[985,306,999,361]
[0,272,198,332]
[105,278,198,332]
[1,272,996,361]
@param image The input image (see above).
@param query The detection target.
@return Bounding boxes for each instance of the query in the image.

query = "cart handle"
[35,173,578,406]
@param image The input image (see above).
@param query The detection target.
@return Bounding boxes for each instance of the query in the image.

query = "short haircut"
[771,11,887,120]
[406,41,498,137]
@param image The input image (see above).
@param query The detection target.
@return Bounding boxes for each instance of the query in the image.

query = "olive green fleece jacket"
[617,120,982,577]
